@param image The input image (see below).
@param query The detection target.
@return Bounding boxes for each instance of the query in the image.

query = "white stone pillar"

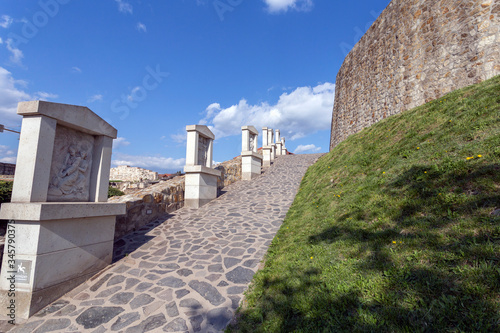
[241,126,262,180]
[275,129,282,156]
[262,127,272,167]
[184,125,221,208]
[281,137,287,155]
[0,101,125,321]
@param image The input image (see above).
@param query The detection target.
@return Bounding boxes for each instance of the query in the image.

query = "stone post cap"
[18,101,117,138]
[186,125,215,140]
[241,126,258,135]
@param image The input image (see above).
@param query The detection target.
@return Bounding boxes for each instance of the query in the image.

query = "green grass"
[228,75,500,332]
[0,181,13,204]
[108,186,125,198]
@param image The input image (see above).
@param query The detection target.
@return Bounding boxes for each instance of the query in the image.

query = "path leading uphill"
[6,153,323,333]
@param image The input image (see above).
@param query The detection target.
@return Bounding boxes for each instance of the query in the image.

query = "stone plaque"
[198,136,209,166]
[15,260,32,284]
[47,125,94,202]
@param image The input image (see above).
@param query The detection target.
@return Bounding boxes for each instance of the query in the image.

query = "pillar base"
[184,165,222,209]
[242,152,262,180]
[0,202,125,321]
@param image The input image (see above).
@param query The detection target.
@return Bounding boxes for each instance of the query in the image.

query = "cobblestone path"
[7,154,322,333]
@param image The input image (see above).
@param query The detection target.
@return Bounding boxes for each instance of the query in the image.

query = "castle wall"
[331,0,500,149]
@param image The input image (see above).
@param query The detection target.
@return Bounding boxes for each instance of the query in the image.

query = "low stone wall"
[109,156,243,239]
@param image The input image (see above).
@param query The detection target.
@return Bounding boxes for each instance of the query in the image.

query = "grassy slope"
[229,75,500,332]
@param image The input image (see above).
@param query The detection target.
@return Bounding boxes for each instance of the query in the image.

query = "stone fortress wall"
[110,165,159,182]
[330,0,500,149]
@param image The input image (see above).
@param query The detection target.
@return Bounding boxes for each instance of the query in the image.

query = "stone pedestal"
[184,125,221,208]
[0,101,125,321]
[268,129,276,162]
[241,126,262,180]
[0,203,124,320]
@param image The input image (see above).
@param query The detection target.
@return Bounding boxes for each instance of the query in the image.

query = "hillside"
[229,75,500,332]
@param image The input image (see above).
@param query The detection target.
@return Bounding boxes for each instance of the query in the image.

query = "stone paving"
[5,154,322,333]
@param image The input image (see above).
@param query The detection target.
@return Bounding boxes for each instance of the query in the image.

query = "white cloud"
[0,67,59,127]
[0,145,17,164]
[294,144,321,154]
[0,15,13,29]
[115,0,133,14]
[112,152,186,171]
[0,37,3,44]
[71,67,82,74]
[35,92,58,100]
[88,94,103,103]
[113,137,130,150]
[0,67,30,126]
[136,22,147,32]
[171,133,187,144]
[263,0,313,13]
[201,82,334,141]
[6,39,24,65]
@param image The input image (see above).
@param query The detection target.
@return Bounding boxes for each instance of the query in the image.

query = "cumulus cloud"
[200,82,334,141]
[0,15,13,29]
[115,0,133,14]
[136,22,147,32]
[113,137,130,150]
[6,39,24,65]
[0,67,59,126]
[263,0,313,13]
[0,145,17,164]
[112,152,185,171]
[0,67,30,126]
[88,94,103,103]
[294,144,321,154]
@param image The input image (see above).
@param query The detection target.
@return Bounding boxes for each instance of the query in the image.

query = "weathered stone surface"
[189,315,204,332]
[188,280,226,306]
[331,0,500,150]
[157,276,186,288]
[163,318,188,332]
[109,292,135,305]
[130,294,155,309]
[179,298,202,310]
[207,307,233,330]
[31,319,71,333]
[76,307,125,329]
[226,267,255,284]
[110,312,140,331]
[124,313,166,333]
[165,301,179,317]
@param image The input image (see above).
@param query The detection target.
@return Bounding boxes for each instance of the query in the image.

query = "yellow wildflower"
[477,155,482,158]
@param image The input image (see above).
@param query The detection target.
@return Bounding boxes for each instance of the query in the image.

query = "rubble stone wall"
[331,0,500,149]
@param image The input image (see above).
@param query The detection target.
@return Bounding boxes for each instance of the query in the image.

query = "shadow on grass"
[231,163,500,332]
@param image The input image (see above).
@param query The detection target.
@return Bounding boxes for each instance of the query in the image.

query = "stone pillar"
[267,128,276,162]
[241,126,262,180]
[275,129,282,156]
[281,137,287,155]
[262,127,272,167]
[0,101,126,321]
[184,125,221,208]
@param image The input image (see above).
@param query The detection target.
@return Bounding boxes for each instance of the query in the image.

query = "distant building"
[0,163,15,175]
[110,165,158,182]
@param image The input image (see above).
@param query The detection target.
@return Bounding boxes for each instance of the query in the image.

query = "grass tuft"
[228,75,500,332]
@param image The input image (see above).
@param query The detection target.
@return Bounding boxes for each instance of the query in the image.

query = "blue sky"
[0,0,390,173]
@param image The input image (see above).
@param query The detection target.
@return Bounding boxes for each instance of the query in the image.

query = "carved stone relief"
[197,136,209,166]
[249,135,255,151]
[47,125,94,202]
